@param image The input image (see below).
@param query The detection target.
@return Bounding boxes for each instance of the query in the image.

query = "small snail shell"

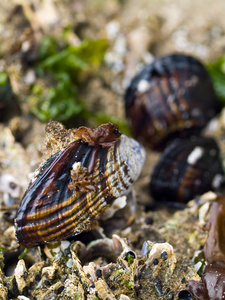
[150,137,224,204]
[125,54,221,151]
[15,122,145,247]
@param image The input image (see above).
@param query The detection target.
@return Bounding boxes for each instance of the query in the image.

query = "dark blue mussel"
[125,54,221,151]
[150,137,224,204]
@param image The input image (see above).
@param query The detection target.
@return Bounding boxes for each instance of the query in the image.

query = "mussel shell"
[150,137,224,204]
[125,54,221,151]
[15,134,145,247]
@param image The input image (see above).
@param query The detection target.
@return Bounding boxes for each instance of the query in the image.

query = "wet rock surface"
[1,0,225,299]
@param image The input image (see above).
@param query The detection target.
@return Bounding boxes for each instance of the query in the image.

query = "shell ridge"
[31,188,111,241]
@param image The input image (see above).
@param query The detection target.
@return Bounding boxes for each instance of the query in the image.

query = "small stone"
[178,290,192,300]
[161,251,168,261]
[145,216,154,225]
[153,277,163,296]
[96,269,102,278]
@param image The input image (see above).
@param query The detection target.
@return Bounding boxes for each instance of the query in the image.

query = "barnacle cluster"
[3,236,200,299]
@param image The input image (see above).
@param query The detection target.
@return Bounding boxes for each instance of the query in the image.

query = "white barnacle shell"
[14,259,28,294]
[143,241,177,275]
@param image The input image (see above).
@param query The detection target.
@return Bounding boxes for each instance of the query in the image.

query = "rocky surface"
[0,0,225,299]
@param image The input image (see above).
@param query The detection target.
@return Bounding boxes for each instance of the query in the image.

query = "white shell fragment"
[0,173,20,198]
[14,259,28,294]
[100,195,127,220]
[143,241,177,274]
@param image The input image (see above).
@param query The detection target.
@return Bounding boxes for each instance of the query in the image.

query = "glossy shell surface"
[125,54,221,151]
[150,137,223,204]
[15,122,145,247]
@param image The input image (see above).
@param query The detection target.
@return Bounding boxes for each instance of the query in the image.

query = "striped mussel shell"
[15,122,145,247]
[150,137,224,204]
[125,54,221,151]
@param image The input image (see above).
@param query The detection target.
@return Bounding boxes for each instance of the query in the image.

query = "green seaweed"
[27,34,132,135]
[18,248,29,260]
[125,252,134,265]
[0,71,8,85]
[38,38,107,72]
[126,281,133,290]
[74,291,80,299]
[207,55,225,172]
[30,36,108,123]
[30,72,85,122]
[207,55,225,105]
[0,249,4,269]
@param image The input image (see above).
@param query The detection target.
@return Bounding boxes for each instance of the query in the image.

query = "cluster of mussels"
[125,53,224,204]
[15,54,223,246]
[125,53,225,299]
[12,54,225,299]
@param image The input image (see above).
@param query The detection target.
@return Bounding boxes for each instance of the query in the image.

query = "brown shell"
[125,54,221,151]
[150,137,224,204]
[15,122,145,247]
